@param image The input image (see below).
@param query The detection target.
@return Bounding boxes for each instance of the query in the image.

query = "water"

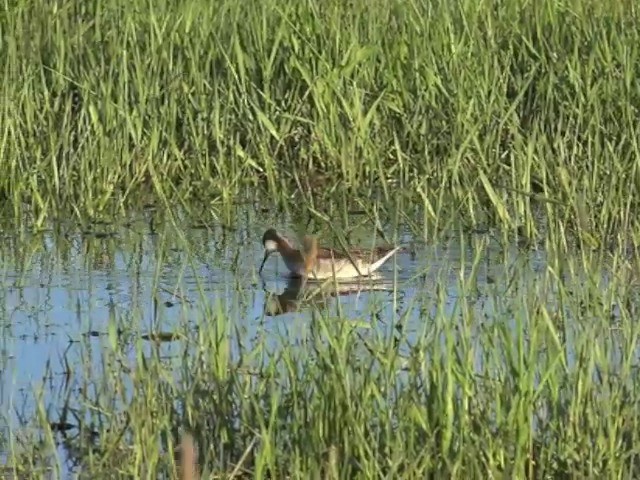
[0,211,635,477]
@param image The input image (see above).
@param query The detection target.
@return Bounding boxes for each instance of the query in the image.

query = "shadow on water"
[1,206,640,477]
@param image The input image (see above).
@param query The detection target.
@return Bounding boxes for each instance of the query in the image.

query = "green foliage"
[3,0,640,476]
[2,0,639,242]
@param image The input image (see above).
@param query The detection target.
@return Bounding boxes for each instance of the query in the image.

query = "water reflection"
[0,219,414,436]
[262,274,396,316]
[1,213,639,477]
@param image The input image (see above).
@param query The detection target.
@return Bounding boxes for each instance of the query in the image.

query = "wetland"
[3,0,640,477]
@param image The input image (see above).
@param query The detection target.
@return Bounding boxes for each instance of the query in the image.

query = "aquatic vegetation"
[0,223,639,478]
[2,0,640,477]
[2,0,639,243]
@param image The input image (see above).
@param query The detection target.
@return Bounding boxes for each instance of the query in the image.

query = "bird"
[258,228,401,280]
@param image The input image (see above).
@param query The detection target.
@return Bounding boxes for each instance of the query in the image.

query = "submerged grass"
[2,0,640,243]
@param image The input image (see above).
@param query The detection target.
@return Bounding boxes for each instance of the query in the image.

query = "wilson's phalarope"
[258,228,401,279]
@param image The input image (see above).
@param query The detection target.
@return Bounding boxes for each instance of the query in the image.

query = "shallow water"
[0,210,636,476]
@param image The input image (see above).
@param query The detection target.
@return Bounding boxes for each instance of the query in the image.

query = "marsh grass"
[3,0,640,476]
[2,0,640,244]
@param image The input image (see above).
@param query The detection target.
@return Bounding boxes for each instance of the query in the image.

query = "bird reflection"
[263,273,394,317]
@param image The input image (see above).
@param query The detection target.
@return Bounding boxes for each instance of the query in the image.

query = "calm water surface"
[0,209,628,475]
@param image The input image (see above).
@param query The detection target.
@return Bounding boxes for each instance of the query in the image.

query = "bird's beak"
[258,251,271,274]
